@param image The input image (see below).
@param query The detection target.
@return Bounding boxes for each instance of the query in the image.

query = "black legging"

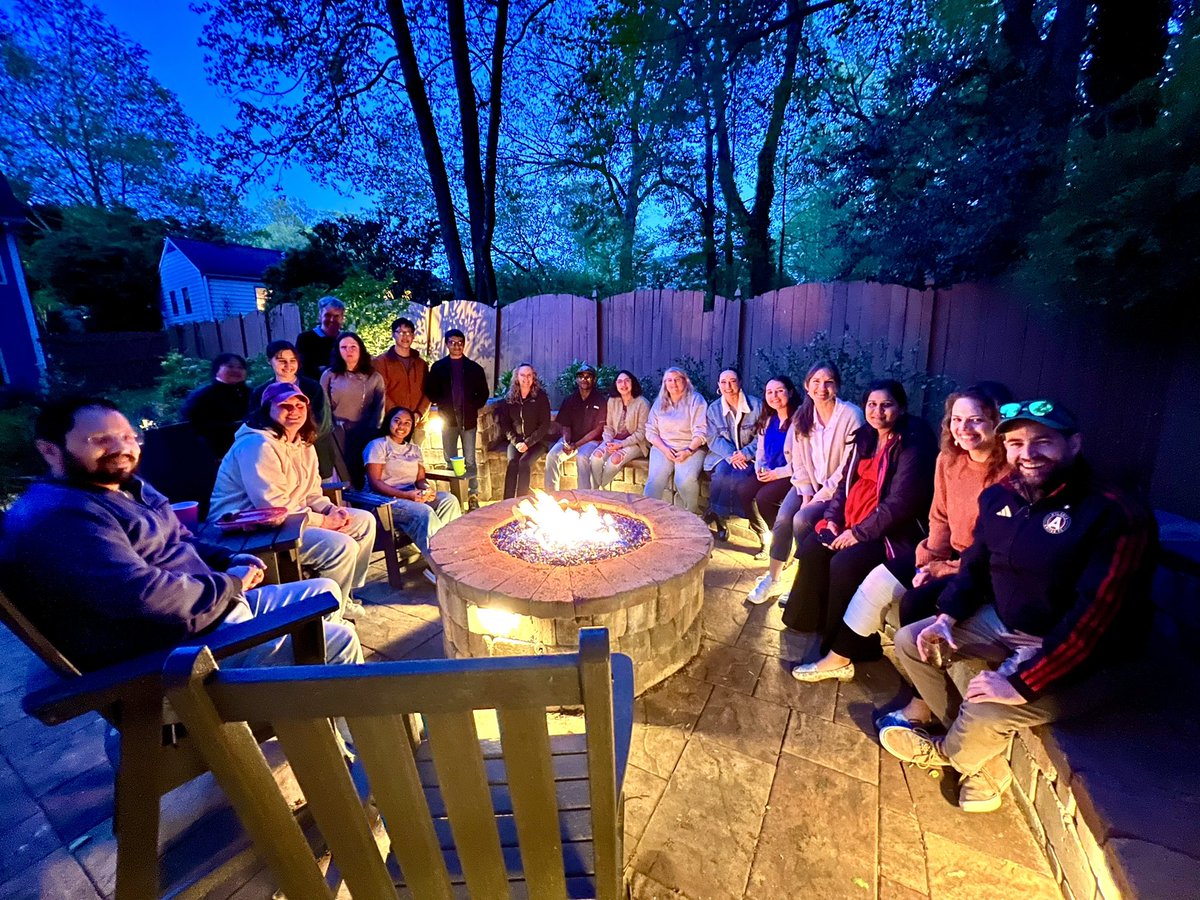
[783,530,916,660]
[504,441,547,498]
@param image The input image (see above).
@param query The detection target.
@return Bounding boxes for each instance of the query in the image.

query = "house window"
[255,286,269,312]
[181,287,192,314]
[169,290,179,316]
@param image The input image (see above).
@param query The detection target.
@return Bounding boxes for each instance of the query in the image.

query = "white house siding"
[159,242,213,324]
[206,278,262,319]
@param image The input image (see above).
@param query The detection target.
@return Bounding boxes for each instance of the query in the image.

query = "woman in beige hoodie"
[209,382,375,620]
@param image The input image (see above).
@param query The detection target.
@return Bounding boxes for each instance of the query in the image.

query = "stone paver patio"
[0,539,1061,899]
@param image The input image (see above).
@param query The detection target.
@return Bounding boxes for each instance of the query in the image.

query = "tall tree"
[0,0,205,215]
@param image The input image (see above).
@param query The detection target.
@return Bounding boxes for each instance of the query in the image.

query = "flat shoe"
[790,661,855,683]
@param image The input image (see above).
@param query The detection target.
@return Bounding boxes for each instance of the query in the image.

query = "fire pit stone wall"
[428,491,711,694]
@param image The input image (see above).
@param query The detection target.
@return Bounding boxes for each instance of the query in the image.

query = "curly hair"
[505,363,545,403]
[939,387,1007,478]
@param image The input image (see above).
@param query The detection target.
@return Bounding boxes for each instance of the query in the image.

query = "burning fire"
[513,489,621,552]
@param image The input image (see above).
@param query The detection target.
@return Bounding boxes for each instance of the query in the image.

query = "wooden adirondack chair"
[3,585,339,899]
[164,627,635,899]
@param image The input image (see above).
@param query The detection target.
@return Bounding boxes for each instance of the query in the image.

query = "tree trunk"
[385,0,474,303]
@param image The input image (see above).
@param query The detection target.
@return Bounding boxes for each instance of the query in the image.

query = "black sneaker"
[467,493,480,511]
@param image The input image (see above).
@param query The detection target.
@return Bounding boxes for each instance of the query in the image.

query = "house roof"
[0,175,28,225]
[165,236,285,280]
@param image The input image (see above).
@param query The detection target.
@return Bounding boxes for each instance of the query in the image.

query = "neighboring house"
[159,237,285,325]
[0,175,46,394]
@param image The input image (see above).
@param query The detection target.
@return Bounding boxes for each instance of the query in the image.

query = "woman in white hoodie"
[209,382,376,620]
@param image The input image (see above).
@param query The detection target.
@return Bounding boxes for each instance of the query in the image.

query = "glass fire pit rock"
[427,490,712,695]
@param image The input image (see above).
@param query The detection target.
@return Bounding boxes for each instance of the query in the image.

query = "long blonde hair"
[654,367,696,412]
[505,363,544,403]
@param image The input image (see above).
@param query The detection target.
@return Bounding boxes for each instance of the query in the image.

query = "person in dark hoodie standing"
[374,317,431,441]
[880,400,1156,814]
[181,353,252,458]
[425,329,490,509]
[498,363,552,499]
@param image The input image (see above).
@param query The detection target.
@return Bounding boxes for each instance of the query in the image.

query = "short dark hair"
[444,328,466,343]
[35,396,121,446]
[265,339,296,359]
[392,317,416,333]
[382,406,417,442]
[210,352,247,380]
[328,332,374,375]
[246,397,318,444]
[609,370,643,399]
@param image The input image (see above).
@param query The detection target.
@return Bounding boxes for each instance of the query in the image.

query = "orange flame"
[513,489,621,551]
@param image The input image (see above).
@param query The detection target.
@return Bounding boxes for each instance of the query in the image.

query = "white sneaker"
[747,574,783,605]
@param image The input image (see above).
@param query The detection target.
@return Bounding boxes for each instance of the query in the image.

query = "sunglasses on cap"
[1000,400,1055,420]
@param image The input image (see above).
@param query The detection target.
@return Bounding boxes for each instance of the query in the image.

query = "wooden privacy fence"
[165,305,302,362]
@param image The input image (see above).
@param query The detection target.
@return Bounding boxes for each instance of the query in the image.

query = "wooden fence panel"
[218,317,243,356]
[242,312,269,359]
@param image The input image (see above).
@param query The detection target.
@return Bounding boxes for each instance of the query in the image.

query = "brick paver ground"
[0,540,1060,899]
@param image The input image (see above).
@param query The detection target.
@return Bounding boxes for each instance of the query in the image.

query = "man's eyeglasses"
[1000,400,1055,420]
[85,431,144,449]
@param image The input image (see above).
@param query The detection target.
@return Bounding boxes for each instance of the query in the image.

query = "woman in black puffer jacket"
[498,363,553,498]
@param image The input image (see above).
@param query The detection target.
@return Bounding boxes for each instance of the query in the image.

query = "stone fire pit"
[428,491,711,695]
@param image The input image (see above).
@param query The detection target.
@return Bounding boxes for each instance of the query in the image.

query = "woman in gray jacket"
[703,368,763,539]
[588,370,651,488]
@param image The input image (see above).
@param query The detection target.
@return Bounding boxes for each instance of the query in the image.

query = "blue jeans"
[441,424,479,495]
[222,577,364,668]
[390,492,462,557]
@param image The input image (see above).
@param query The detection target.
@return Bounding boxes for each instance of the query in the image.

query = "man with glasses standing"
[425,329,490,510]
[0,397,362,673]
[878,400,1156,814]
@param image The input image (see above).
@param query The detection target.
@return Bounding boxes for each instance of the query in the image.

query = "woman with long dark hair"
[498,363,553,498]
[320,332,385,486]
[792,386,1008,685]
[747,361,864,604]
[589,370,651,489]
[780,380,937,656]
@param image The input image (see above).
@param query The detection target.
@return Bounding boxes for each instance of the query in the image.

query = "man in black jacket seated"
[425,329,491,509]
[881,400,1156,813]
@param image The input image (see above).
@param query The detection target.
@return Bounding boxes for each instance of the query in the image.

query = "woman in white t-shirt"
[363,406,462,558]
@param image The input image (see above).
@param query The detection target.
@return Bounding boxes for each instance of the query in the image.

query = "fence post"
[594,288,603,369]
[735,287,747,377]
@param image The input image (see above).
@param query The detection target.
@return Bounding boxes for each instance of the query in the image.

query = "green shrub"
[639,354,724,402]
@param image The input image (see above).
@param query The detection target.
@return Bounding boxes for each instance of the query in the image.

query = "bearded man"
[0,396,361,672]
[879,400,1156,813]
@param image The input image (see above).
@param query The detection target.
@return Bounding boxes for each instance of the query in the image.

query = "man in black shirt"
[545,365,606,491]
[294,296,345,380]
[425,329,490,509]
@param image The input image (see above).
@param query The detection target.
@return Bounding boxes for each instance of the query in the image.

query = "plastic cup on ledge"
[449,456,467,476]
[170,501,200,529]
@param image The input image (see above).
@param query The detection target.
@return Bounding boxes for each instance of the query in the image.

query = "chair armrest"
[611,653,635,794]
[23,593,339,726]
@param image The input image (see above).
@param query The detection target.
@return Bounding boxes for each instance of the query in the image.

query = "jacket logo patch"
[996,505,1012,518]
[1042,511,1071,535]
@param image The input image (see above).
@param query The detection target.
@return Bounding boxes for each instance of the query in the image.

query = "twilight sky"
[96,0,359,215]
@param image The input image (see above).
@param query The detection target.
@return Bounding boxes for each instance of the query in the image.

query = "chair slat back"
[0,585,82,679]
[164,628,625,900]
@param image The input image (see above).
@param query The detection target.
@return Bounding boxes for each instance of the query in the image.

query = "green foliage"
[1016,25,1200,309]
[555,360,619,399]
[754,331,956,416]
[639,354,726,403]
[291,271,409,356]
[493,368,514,399]
[0,405,39,509]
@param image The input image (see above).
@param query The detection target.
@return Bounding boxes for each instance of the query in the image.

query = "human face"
[718,370,740,401]
[576,369,596,396]
[663,371,686,401]
[1003,422,1081,490]
[950,397,995,455]
[516,365,535,395]
[806,369,838,405]
[865,390,903,435]
[215,358,246,385]
[271,397,309,437]
[39,407,141,488]
[389,410,414,442]
[615,373,633,399]
[764,379,791,412]
[271,349,299,383]
[338,337,361,370]
[446,335,466,359]
[393,324,415,353]
[319,305,345,337]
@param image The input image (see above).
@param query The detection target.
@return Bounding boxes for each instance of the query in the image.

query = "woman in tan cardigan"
[588,370,651,489]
